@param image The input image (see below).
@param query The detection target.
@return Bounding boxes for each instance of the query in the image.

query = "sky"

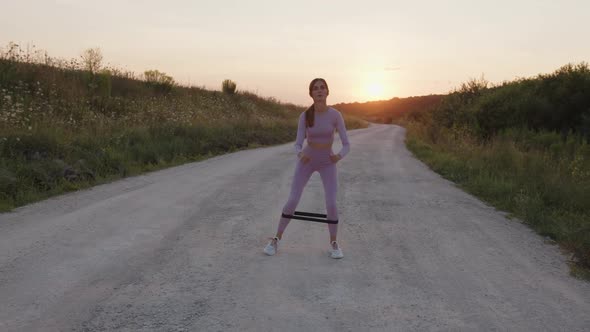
[1,0,589,105]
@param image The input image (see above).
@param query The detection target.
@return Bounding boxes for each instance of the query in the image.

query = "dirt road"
[1,124,588,331]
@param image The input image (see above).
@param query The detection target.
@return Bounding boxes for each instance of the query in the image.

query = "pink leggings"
[278,147,339,238]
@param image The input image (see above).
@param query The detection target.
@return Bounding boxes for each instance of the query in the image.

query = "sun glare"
[366,83,384,100]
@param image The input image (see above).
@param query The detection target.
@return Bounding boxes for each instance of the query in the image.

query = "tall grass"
[401,64,590,278]
[0,43,367,212]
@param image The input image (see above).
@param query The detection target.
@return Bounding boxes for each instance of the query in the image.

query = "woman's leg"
[318,163,338,242]
[276,160,314,239]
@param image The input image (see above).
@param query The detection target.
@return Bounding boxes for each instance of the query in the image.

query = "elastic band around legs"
[281,211,339,224]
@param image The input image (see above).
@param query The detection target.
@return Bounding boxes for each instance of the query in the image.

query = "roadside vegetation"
[400,64,590,279]
[0,42,367,212]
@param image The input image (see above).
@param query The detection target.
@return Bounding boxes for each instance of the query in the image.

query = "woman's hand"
[298,152,311,164]
[329,154,341,163]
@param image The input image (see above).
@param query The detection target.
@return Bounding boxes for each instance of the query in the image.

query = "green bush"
[0,168,17,199]
[222,79,237,94]
[144,69,175,94]
[422,62,590,142]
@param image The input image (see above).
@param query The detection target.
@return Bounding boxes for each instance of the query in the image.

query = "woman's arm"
[294,112,306,156]
[335,111,350,159]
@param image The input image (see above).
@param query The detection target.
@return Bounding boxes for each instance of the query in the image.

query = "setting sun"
[366,83,384,100]
[360,69,390,101]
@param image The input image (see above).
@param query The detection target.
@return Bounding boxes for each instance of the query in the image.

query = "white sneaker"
[263,237,280,256]
[329,241,344,259]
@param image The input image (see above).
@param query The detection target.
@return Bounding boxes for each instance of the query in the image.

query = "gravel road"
[1,123,588,331]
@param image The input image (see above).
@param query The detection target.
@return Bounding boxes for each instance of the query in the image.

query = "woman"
[264,78,350,259]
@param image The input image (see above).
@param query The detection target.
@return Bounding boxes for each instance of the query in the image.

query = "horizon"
[1,1,588,106]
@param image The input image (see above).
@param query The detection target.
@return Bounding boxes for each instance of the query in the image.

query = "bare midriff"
[307,141,333,149]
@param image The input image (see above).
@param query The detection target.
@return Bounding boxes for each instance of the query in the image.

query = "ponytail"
[305,104,315,127]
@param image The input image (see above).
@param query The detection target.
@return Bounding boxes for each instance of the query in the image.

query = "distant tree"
[80,47,103,74]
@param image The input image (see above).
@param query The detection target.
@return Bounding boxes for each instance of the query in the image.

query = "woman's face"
[310,80,329,102]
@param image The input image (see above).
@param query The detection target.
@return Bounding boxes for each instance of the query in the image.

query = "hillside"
[401,63,590,277]
[0,47,367,211]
